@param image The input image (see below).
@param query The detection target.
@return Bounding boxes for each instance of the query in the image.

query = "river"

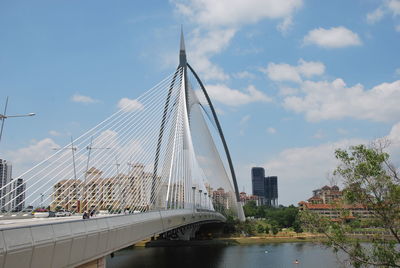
[106,242,349,268]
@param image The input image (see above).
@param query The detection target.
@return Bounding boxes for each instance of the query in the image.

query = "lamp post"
[0,97,35,143]
[192,186,196,213]
[199,190,202,209]
[204,192,207,210]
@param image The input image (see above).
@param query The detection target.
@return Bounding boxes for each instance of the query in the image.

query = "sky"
[1,0,400,205]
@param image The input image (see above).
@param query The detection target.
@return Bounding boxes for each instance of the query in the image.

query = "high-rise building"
[0,159,12,211]
[0,159,26,212]
[251,167,278,207]
[251,167,265,197]
[11,178,26,212]
[265,176,278,207]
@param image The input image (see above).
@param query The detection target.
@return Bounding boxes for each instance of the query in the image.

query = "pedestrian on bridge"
[83,211,89,219]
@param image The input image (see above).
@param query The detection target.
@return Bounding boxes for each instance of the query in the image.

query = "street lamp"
[192,186,196,213]
[0,97,36,143]
[199,190,202,209]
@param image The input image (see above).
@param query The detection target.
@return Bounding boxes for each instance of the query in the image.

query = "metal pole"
[199,190,202,209]
[0,97,9,144]
[192,186,196,213]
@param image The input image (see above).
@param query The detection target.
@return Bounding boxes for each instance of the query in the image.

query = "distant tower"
[265,176,278,207]
[251,167,278,207]
[251,167,265,204]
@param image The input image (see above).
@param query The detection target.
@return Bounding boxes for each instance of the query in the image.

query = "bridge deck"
[0,209,225,268]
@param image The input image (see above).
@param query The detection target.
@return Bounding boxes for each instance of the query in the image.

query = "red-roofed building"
[239,192,264,206]
[299,185,372,219]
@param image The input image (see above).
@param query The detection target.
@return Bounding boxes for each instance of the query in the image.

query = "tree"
[265,225,270,234]
[271,224,279,235]
[257,224,265,234]
[243,221,256,236]
[243,201,257,217]
[293,216,303,233]
[301,144,400,267]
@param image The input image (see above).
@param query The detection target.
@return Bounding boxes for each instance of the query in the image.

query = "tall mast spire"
[179,27,187,67]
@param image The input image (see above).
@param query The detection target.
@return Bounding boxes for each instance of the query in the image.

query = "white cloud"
[277,16,293,34]
[283,79,400,122]
[173,0,303,28]
[367,7,385,24]
[303,26,362,48]
[172,0,303,82]
[7,138,60,167]
[206,84,272,106]
[71,94,99,104]
[387,0,400,16]
[278,86,299,96]
[297,59,326,78]
[234,71,256,80]
[262,59,325,83]
[267,127,277,134]
[263,63,302,83]
[365,1,400,29]
[240,115,251,125]
[49,130,61,136]
[189,28,236,81]
[117,98,144,112]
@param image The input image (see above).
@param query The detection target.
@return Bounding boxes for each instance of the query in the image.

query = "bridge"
[0,31,244,268]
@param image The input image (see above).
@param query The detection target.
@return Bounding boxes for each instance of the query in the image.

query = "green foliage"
[242,202,300,230]
[223,215,239,234]
[293,217,303,233]
[243,201,258,217]
[264,225,270,234]
[301,143,400,267]
[271,224,279,235]
[243,221,256,236]
[257,224,264,233]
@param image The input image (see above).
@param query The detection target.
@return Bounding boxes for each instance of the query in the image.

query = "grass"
[219,232,327,245]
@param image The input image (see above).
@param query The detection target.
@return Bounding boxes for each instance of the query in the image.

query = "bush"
[271,225,279,235]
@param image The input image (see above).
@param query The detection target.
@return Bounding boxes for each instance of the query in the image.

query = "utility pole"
[85,136,111,180]
[53,136,78,181]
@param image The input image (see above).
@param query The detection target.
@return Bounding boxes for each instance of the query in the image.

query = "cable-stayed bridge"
[0,32,244,268]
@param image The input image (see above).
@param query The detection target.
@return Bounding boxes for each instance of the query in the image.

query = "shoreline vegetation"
[139,230,381,248]
[142,232,327,248]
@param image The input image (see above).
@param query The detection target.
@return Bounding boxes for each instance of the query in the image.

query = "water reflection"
[107,243,347,268]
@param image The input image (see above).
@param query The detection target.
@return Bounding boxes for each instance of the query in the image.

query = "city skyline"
[1,1,400,205]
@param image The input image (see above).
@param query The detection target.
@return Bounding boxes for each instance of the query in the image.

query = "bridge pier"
[76,256,105,268]
[158,224,200,241]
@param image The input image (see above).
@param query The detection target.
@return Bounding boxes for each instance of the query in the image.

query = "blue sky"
[1,0,400,205]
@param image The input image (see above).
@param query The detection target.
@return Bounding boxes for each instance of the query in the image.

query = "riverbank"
[143,233,327,247]
[218,234,327,245]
